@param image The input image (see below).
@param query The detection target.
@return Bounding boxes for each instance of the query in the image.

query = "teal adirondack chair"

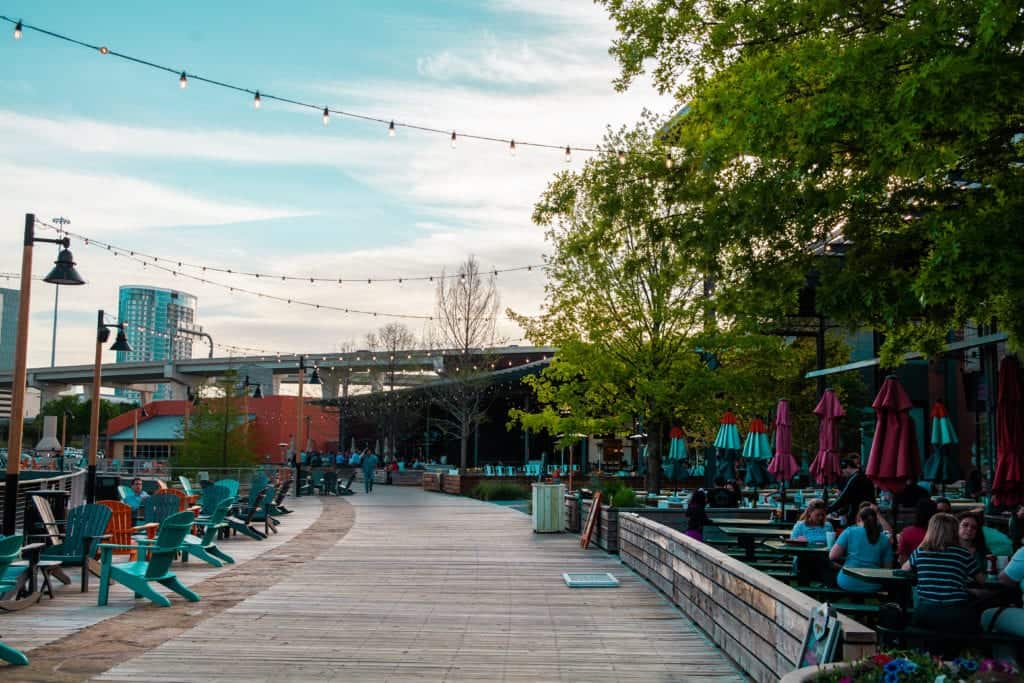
[117,485,132,503]
[250,486,279,535]
[0,536,29,666]
[216,479,240,500]
[198,483,233,519]
[39,503,112,578]
[97,511,200,608]
[269,479,292,515]
[178,476,197,497]
[225,488,268,540]
[181,500,235,567]
[140,494,180,527]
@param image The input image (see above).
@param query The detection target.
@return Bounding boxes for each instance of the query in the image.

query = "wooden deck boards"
[93,488,741,682]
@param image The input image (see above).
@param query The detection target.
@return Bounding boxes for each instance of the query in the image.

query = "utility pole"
[50,216,71,366]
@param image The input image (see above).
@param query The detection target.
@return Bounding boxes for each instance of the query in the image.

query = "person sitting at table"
[980,544,1024,644]
[934,496,952,514]
[895,479,931,509]
[827,458,876,526]
[903,512,985,631]
[897,498,937,565]
[708,478,739,508]
[685,489,711,542]
[790,498,833,544]
[123,477,149,511]
[831,503,893,594]
[957,510,991,571]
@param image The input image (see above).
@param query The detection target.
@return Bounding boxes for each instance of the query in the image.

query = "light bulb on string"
[179,71,188,89]
[99,46,109,55]
[14,20,22,40]
[665,153,673,169]
[388,120,395,137]
[450,131,457,149]
[322,107,330,126]
[617,150,626,165]
[509,139,516,156]
[565,146,571,163]
[254,91,261,109]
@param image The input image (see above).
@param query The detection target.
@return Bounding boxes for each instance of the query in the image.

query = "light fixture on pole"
[49,216,71,367]
[85,309,131,504]
[294,355,320,498]
[60,408,73,472]
[3,215,86,534]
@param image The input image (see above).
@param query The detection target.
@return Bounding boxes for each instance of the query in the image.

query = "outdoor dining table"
[709,517,790,527]
[839,567,1009,610]
[716,526,789,561]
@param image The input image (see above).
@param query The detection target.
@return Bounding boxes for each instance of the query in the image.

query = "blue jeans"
[363,472,373,493]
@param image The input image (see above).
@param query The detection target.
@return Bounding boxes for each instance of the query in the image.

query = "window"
[122,444,177,460]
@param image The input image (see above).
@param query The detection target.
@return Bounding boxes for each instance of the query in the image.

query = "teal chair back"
[178,476,195,496]
[199,500,233,545]
[142,494,180,525]
[146,511,195,579]
[200,484,233,515]
[0,534,23,593]
[66,504,112,556]
[117,485,132,502]
[247,474,269,505]
[216,479,240,499]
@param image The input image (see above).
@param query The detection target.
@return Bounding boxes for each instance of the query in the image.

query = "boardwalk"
[10,487,742,682]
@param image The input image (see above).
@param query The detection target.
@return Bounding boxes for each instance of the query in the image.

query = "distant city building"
[116,286,198,401]
[0,287,20,371]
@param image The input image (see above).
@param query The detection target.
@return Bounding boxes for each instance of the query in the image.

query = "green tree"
[510,117,805,491]
[601,0,1024,363]
[175,371,259,470]
[36,395,134,447]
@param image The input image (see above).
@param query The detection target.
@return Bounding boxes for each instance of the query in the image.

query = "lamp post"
[86,310,132,503]
[49,216,71,367]
[3,214,86,535]
[60,409,73,472]
[294,355,320,498]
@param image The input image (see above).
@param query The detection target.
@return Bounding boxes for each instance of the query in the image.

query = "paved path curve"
[93,486,741,682]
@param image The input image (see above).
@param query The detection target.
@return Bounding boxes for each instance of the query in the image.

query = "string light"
[509,139,516,156]
[99,45,109,55]
[565,146,571,163]
[322,106,329,126]
[13,20,21,40]
[253,91,261,109]
[617,150,626,165]
[388,120,395,137]
[179,71,188,89]
[665,153,673,169]
[450,131,457,149]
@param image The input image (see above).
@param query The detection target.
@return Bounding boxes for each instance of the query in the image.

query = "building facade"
[116,286,198,400]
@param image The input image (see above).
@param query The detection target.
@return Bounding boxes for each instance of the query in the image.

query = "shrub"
[471,481,530,501]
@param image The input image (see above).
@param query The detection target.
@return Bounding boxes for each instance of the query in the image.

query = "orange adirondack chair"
[97,500,139,561]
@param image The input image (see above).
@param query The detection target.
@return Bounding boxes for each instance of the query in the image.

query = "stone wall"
[618,513,876,683]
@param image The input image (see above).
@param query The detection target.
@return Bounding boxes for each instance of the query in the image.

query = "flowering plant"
[814,650,1019,682]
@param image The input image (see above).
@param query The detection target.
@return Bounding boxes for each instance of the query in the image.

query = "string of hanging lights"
[34,221,544,285]
[0,15,626,161]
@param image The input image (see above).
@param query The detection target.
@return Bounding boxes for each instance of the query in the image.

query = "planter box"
[617,513,876,683]
[441,474,535,497]
[390,470,424,486]
[421,472,443,492]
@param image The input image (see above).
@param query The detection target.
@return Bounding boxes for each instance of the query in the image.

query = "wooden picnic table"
[709,517,789,527]
[717,526,788,560]
[763,539,829,555]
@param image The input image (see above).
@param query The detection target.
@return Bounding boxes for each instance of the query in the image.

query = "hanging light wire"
[0,15,600,157]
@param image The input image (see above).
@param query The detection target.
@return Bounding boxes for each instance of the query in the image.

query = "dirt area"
[5,497,353,682]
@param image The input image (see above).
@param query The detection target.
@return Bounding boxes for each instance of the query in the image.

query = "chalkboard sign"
[580,492,603,549]
[798,602,841,669]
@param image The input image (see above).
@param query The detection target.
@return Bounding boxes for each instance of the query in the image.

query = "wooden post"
[295,356,305,497]
[86,310,104,504]
[2,215,36,535]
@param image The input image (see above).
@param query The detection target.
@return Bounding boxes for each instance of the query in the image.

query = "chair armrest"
[20,542,47,554]
[98,543,142,551]
[129,523,160,533]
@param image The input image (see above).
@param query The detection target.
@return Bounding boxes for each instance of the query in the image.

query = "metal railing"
[0,468,85,534]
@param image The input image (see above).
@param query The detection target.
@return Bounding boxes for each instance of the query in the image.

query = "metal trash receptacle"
[24,490,70,538]
[532,483,565,533]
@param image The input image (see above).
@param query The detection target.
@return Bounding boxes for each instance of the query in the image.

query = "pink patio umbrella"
[866,376,921,494]
[810,389,845,499]
[768,399,799,482]
[993,356,1024,507]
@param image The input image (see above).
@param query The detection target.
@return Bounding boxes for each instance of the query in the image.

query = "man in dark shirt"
[894,480,931,509]
[828,459,876,524]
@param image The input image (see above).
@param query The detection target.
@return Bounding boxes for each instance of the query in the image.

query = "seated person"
[980,545,1024,642]
[830,503,893,594]
[957,510,990,571]
[349,452,361,467]
[707,477,739,508]
[897,498,937,565]
[894,479,931,509]
[934,496,952,514]
[903,512,985,632]
[790,498,835,584]
[123,477,149,511]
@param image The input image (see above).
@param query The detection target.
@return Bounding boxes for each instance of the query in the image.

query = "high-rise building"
[0,287,20,372]
[116,286,198,400]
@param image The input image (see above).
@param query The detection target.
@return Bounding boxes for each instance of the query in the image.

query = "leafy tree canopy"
[601,0,1024,363]
[175,371,260,470]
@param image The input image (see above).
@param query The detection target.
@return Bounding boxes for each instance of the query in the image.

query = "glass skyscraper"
[116,286,198,400]
[0,287,20,371]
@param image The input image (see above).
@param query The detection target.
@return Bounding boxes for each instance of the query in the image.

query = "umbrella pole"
[779,481,786,522]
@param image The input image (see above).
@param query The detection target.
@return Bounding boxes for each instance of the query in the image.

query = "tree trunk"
[645,418,664,493]
[460,432,469,469]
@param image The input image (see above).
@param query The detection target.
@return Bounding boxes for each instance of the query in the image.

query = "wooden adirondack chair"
[216,478,240,500]
[181,500,235,567]
[39,503,112,593]
[0,536,30,666]
[27,497,72,587]
[178,475,197,497]
[198,483,233,519]
[96,501,139,561]
[153,488,189,512]
[155,479,168,490]
[225,488,268,540]
[0,535,42,613]
[117,485,132,503]
[249,486,279,535]
[97,511,201,608]
[135,495,181,541]
[269,479,292,515]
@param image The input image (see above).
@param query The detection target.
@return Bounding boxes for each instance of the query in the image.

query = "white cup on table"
[825,531,836,548]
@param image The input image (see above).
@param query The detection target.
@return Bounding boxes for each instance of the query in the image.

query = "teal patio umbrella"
[663,426,689,494]
[713,411,742,482]
[923,400,961,494]
[742,417,772,488]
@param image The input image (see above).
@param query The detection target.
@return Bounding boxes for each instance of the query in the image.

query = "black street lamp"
[294,356,320,497]
[3,214,86,535]
[85,310,132,503]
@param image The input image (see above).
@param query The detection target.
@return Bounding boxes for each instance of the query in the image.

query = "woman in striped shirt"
[902,513,986,631]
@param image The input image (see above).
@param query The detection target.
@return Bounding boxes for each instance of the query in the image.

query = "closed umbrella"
[742,418,772,487]
[866,376,921,494]
[810,389,845,500]
[993,356,1024,507]
[663,426,689,494]
[350,436,356,453]
[923,401,961,494]
[769,399,799,519]
[713,411,742,482]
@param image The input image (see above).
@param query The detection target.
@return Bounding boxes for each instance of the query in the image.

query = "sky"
[0,1,671,369]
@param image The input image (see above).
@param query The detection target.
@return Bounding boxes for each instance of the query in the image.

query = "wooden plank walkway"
[94,487,742,682]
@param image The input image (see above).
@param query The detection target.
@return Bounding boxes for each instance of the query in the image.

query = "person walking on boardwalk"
[362,448,379,493]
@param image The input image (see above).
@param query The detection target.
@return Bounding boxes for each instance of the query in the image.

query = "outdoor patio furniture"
[96,500,141,561]
[197,483,233,520]
[269,479,292,515]
[225,488,269,540]
[0,535,42,613]
[337,471,357,496]
[153,488,191,512]
[250,486,279,535]
[37,503,112,593]
[216,478,240,499]
[319,470,339,495]
[0,536,29,666]
[181,500,235,567]
[97,510,201,608]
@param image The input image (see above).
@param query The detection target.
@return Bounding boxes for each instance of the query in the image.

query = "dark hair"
[914,498,938,528]
[131,477,143,486]
[841,459,860,470]
[957,510,990,556]
[858,505,882,545]
[714,477,726,487]
[688,489,707,510]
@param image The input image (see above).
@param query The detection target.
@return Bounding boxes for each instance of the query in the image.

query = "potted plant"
[781,651,1020,683]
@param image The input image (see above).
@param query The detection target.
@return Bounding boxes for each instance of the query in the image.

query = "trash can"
[532,483,565,533]
[24,490,70,539]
